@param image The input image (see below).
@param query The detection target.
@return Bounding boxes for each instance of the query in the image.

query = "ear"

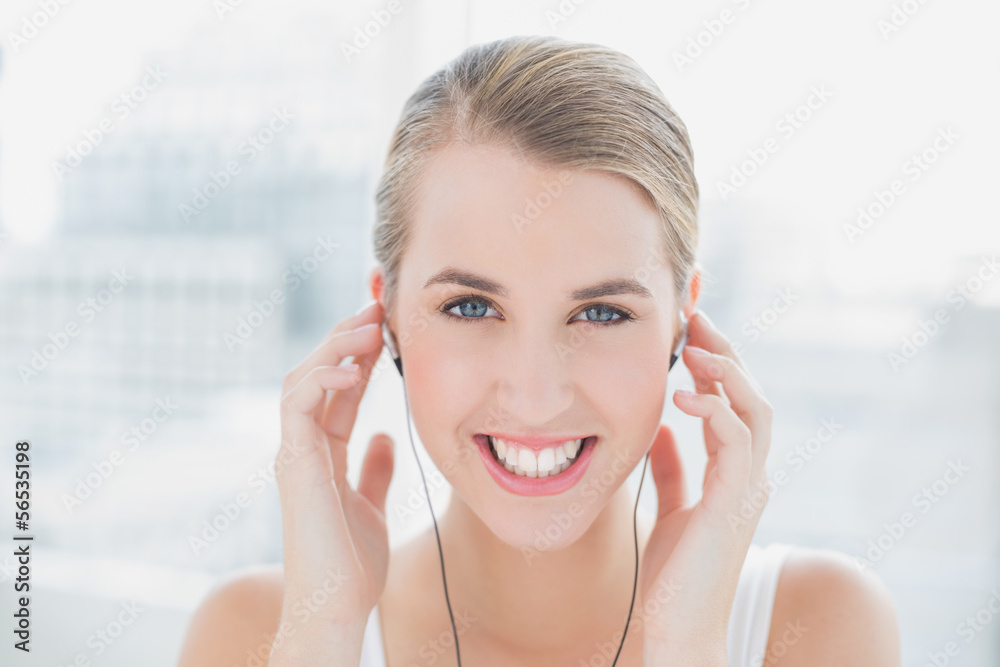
[671,264,701,351]
[370,267,402,373]
[681,263,701,320]
[369,267,394,331]
[369,266,386,304]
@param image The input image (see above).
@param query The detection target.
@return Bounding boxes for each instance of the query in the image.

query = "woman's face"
[379,141,684,550]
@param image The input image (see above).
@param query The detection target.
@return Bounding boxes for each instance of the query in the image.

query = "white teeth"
[517,448,537,473]
[537,448,555,473]
[488,436,585,478]
[554,447,567,466]
[504,446,518,467]
[564,439,580,458]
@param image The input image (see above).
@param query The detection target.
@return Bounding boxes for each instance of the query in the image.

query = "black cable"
[401,373,463,666]
[611,448,650,665]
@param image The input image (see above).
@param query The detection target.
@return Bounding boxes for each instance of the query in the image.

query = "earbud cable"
[401,375,464,665]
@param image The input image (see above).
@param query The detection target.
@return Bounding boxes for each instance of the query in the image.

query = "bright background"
[0,0,997,665]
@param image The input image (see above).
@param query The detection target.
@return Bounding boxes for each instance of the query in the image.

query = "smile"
[474,434,597,496]
[487,435,583,477]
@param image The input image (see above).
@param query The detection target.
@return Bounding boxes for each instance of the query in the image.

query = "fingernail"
[342,363,360,372]
[675,388,697,397]
[354,299,378,315]
[687,346,709,356]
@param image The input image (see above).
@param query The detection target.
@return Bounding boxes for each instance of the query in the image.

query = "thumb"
[358,432,394,515]
[649,423,687,519]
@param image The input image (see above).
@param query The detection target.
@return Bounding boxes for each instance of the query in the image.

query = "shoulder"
[176,563,285,667]
[765,546,900,666]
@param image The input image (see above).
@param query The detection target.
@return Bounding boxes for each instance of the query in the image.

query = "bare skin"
[177,142,900,667]
[176,531,900,666]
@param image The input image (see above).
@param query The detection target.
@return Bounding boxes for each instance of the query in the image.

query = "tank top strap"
[726,542,795,667]
[359,603,386,667]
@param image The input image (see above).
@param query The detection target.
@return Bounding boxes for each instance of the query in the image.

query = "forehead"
[404,142,668,292]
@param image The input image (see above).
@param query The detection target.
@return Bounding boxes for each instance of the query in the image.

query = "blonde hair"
[373,35,699,314]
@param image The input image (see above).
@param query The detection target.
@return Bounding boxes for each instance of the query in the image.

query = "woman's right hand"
[269,300,395,666]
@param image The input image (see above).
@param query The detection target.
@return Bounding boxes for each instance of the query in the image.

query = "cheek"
[572,334,669,472]
[573,335,669,417]
[402,327,486,457]
[406,329,487,399]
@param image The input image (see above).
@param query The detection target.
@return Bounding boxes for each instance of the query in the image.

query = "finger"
[682,346,773,478]
[276,377,357,536]
[312,300,382,355]
[320,334,385,442]
[283,304,383,391]
[672,390,752,494]
[687,310,762,393]
[649,424,687,518]
[319,339,389,490]
[285,323,383,415]
[686,348,722,399]
[357,433,395,515]
[281,364,363,415]
[680,340,722,399]
[683,346,771,432]
[320,299,381,344]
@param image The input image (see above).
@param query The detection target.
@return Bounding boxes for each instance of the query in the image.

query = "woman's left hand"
[639,309,774,666]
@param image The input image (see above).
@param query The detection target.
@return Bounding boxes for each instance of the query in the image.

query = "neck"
[434,481,655,655]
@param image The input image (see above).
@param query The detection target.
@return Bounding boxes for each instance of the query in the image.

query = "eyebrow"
[422,267,653,300]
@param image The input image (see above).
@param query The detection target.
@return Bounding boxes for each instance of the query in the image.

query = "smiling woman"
[177,34,900,667]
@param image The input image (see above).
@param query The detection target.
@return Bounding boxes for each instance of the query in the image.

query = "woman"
[179,35,900,666]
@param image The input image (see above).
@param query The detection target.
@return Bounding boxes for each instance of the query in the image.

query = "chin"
[479,502,598,558]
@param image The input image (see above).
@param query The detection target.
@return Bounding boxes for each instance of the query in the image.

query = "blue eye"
[442,296,501,321]
[571,305,634,325]
[440,295,635,326]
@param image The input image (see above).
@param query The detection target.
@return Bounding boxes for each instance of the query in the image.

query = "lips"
[487,435,583,477]
[474,434,597,496]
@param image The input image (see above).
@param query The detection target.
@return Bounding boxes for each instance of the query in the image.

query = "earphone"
[380,311,689,665]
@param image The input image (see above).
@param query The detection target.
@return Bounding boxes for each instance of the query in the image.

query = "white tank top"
[359,542,794,667]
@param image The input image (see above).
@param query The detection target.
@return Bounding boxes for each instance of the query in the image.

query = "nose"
[494,328,575,426]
